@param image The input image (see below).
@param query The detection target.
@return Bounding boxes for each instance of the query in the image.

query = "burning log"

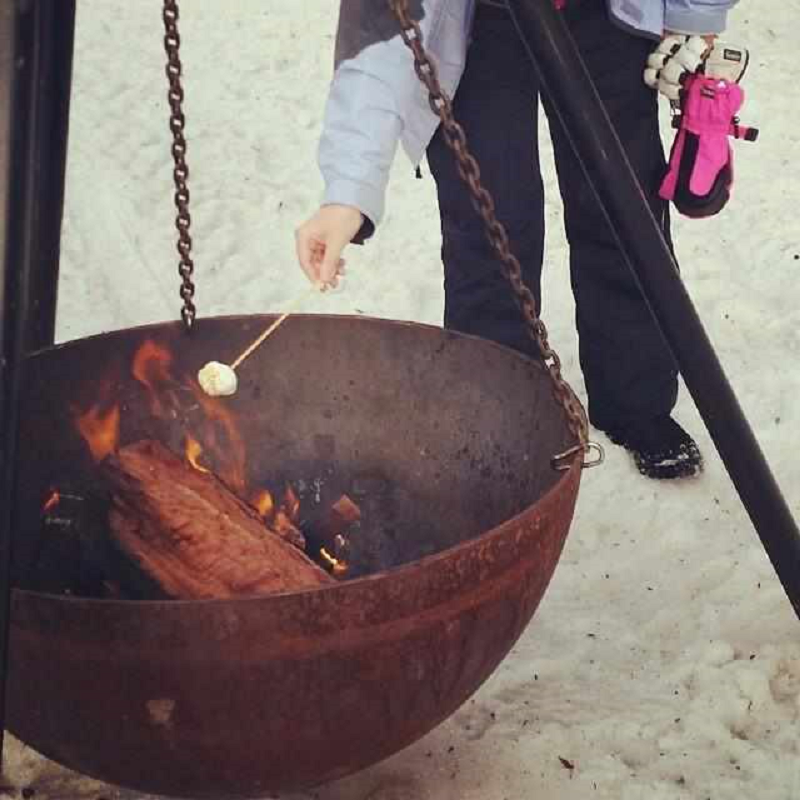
[102,440,335,599]
[270,509,306,550]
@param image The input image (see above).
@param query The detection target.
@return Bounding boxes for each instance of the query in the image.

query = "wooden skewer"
[198,280,335,397]
[230,284,319,370]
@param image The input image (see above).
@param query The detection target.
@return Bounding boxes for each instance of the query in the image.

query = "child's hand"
[295,205,364,288]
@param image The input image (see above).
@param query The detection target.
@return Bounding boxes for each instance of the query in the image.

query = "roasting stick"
[229,309,295,370]
[198,283,322,397]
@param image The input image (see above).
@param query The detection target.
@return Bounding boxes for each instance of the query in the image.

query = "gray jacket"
[319,0,739,230]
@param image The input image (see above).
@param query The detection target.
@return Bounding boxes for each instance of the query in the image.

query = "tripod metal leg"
[0,0,76,760]
[505,0,800,619]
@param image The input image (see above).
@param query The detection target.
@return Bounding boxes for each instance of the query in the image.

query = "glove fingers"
[645,35,712,100]
[643,67,659,89]
[662,57,688,85]
[658,35,689,55]
[674,47,704,73]
[683,36,710,58]
[658,77,683,102]
[647,52,670,71]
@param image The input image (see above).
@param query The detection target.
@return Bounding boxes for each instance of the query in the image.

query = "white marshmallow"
[198,361,238,397]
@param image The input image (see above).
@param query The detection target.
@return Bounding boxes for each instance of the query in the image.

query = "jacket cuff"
[351,217,375,245]
[664,8,729,35]
[322,179,383,245]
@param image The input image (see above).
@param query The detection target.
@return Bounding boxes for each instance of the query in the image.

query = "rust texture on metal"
[8,316,581,798]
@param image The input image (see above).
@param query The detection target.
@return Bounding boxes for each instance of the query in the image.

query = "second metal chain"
[163,0,196,330]
[389,0,591,462]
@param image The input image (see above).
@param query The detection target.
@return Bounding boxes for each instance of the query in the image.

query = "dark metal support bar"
[506,0,800,618]
[0,0,76,759]
[10,0,75,352]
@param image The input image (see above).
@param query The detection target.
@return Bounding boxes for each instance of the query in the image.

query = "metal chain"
[163,0,196,330]
[388,0,597,466]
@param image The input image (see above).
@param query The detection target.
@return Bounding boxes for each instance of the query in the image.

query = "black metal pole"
[11,0,75,353]
[505,0,800,619]
[0,0,76,758]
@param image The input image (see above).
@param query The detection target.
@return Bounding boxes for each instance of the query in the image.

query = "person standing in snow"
[295,0,739,480]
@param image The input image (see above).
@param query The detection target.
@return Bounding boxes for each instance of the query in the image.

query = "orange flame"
[272,509,295,536]
[132,340,173,388]
[282,485,300,521]
[251,489,275,520]
[74,339,266,522]
[265,484,302,536]
[132,340,176,418]
[129,340,247,491]
[74,403,120,462]
[185,436,210,473]
[190,385,247,493]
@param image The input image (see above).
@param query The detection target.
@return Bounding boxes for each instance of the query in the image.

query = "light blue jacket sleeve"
[318,1,467,232]
[318,3,426,229]
[663,0,740,35]
[319,61,404,229]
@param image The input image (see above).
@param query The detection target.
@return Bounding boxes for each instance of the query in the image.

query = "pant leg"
[543,0,679,431]
[426,5,544,358]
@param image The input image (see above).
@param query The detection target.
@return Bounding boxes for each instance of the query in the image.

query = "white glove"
[645,37,751,101]
[644,35,709,101]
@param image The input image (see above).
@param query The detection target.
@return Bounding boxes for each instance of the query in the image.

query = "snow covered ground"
[4,1,799,798]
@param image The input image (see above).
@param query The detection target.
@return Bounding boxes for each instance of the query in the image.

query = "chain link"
[388,0,590,459]
[163,0,196,330]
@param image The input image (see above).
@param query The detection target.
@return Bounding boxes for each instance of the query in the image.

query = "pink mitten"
[660,75,758,218]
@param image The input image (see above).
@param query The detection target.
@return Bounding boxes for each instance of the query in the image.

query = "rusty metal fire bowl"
[7,314,581,799]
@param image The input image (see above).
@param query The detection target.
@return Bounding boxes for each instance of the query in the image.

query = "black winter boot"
[602,415,703,480]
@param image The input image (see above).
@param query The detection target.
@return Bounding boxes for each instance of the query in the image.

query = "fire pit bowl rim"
[27,312,556,368]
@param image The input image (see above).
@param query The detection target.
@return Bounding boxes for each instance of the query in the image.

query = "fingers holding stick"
[295,204,363,288]
[199,204,362,398]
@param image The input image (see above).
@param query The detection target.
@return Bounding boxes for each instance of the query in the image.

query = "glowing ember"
[319,547,349,577]
[42,490,60,514]
[74,403,120,462]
